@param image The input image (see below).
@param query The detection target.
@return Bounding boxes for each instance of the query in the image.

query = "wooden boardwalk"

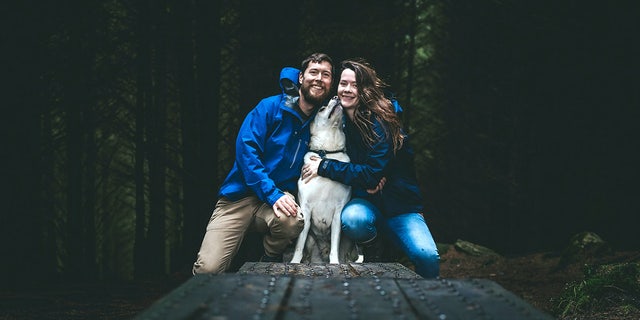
[135,262,555,319]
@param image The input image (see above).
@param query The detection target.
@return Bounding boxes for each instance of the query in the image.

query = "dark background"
[2,0,638,286]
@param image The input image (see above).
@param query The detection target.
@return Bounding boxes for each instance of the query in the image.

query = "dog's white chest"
[289,97,358,264]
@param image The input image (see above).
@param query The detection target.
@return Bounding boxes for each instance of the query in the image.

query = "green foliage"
[402,0,447,180]
[554,262,640,318]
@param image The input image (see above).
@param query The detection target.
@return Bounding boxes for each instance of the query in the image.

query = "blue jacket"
[218,68,310,206]
[318,116,424,217]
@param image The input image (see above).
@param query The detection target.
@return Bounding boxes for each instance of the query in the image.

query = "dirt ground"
[0,248,638,319]
[438,247,640,319]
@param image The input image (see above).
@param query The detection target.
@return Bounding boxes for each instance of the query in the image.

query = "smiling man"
[192,53,334,274]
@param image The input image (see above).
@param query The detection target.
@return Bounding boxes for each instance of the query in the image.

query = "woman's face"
[337,69,359,110]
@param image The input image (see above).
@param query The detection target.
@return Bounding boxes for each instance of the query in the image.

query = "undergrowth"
[553,262,640,318]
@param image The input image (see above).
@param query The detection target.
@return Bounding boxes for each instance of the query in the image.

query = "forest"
[3,0,638,286]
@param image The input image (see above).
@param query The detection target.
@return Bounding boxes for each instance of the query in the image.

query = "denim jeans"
[341,198,440,278]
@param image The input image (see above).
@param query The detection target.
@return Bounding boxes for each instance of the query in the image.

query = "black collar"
[309,149,345,158]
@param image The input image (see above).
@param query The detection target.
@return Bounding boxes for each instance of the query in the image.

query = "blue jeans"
[341,198,440,278]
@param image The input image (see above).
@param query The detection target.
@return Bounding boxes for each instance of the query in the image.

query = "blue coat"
[218,68,310,206]
[318,116,424,217]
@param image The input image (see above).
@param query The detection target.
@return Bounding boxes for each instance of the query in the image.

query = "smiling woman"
[302,59,440,278]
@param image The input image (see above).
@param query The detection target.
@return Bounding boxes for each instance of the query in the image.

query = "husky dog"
[290,96,358,264]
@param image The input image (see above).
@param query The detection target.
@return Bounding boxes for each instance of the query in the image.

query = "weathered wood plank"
[134,274,290,319]
[283,276,417,319]
[237,262,421,279]
[134,263,555,320]
[395,277,553,319]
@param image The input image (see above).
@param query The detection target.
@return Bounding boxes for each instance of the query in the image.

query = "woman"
[301,59,439,278]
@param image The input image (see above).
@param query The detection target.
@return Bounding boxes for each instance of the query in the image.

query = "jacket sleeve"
[235,100,283,206]
[318,120,392,189]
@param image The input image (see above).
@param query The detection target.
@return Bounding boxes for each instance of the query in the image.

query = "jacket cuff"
[266,190,284,207]
[318,158,330,176]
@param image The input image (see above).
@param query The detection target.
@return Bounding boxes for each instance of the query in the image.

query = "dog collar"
[309,149,345,159]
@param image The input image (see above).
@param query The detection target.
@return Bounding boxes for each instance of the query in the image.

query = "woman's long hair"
[341,59,404,153]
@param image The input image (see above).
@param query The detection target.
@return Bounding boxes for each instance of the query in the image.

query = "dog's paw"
[290,253,303,264]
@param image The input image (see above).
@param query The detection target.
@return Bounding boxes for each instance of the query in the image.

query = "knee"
[273,215,304,239]
[192,258,224,275]
[341,211,368,232]
[341,199,377,242]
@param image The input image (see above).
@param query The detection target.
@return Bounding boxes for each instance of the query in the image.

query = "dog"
[290,96,358,264]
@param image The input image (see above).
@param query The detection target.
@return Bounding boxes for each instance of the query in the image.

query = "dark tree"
[3,0,638,286]
[133,0,152,279]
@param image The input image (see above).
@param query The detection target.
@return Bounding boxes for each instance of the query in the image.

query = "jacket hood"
[280,67,300,97]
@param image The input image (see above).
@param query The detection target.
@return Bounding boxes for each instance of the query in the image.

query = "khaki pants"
[192,194,303,274]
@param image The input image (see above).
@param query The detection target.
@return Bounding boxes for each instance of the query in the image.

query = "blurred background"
[3,0,638,285]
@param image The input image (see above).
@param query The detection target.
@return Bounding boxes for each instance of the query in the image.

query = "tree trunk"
[66,80,85,280]
[404,0,417,123]
[65,15,88,279]
[83,98,98,278]
[40,107,58,280]
[175,0,199,269]
[147,0,169,277]
[133,0,151,280]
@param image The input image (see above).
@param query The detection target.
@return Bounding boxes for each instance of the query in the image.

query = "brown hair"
[301,52,334,76]
[340,59,404,153]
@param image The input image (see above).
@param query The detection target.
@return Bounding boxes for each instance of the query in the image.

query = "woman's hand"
[301,155,321,183]
[366,177,387,194]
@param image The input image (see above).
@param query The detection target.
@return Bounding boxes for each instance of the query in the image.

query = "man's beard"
[300,82,330,107]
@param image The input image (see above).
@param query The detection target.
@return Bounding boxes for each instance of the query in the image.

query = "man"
[192,53,334,274]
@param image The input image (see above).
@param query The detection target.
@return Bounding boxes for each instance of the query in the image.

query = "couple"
[191,53,439,278]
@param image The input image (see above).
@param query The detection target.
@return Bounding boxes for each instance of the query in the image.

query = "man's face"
[299,61,333,106]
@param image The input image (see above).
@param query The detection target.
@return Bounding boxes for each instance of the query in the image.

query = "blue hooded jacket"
[318,115,424,217]
[218,67,310,206]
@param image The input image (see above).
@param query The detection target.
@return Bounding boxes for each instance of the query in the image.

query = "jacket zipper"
[290,138,302,168]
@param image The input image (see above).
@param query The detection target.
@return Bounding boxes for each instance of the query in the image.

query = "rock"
[569,231,607,249]
[557,231,612,268]
[453,239,501,257]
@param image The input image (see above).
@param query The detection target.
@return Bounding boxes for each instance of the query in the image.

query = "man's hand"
[272,193,300,218]
[366,177,387,194]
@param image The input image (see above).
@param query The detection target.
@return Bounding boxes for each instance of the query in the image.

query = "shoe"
[259,253,283,263]
[354,244,364,263]
[361,237,384,263]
